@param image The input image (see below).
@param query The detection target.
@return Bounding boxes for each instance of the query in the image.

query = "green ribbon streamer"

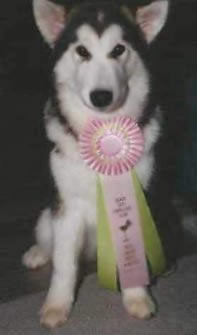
[97,170,167,291]
[97,177,118,291]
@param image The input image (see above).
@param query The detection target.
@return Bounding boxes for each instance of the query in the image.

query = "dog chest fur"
[48,108,160,230]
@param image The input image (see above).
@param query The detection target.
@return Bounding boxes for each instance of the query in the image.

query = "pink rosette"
[79,116,144,175]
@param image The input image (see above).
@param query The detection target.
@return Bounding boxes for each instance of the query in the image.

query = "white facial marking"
[54,23,149,133]
[56,24,130,110]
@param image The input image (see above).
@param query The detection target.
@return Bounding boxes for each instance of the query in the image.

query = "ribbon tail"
[132,170,167,276]
[97,176,118,291]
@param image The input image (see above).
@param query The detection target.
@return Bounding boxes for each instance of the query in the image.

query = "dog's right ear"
[33,0,66,47]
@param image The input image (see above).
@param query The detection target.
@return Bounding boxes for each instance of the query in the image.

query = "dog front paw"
[22,245,49,269]
[123,287,156,320]
[40,303,69,329]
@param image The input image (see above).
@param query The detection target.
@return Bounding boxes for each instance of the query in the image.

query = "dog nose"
[90,90,113,108]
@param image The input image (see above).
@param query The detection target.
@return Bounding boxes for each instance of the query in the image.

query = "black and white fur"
[23,0,182,329]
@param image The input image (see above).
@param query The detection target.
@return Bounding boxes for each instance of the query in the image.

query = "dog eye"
[76,45,91,60]
[110,44,126,58]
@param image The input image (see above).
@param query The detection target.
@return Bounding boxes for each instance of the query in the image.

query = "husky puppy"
[23,0,182,328]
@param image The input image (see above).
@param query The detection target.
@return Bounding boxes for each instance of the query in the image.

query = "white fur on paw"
[22,245,49,269]
[123,290,156,320]
[40,304,68,329]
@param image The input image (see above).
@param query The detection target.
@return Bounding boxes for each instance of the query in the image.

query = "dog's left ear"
[136,0,169,43]
[33,0,67,47]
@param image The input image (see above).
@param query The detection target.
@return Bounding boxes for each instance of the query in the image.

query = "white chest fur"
[47,113,160,227]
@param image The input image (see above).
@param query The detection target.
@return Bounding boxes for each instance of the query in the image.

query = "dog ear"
[33,0,67,46]
[136,0,169,43]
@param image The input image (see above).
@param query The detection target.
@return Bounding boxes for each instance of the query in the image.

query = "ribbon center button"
[100,134,122,157]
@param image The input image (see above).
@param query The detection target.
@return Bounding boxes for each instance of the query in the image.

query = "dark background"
[0,0,197,235]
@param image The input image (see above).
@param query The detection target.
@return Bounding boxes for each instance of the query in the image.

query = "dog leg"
[122,287,156,319]
[40,206,85,329]
[22,208,53,269]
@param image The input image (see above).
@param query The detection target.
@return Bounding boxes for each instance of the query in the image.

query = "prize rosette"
[80,116,166,291]
[79,116,144,175]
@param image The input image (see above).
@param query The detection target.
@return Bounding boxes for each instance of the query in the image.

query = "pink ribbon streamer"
[101,172,149,289]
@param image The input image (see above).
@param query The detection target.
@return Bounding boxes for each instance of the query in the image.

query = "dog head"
[33,0,169,132]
